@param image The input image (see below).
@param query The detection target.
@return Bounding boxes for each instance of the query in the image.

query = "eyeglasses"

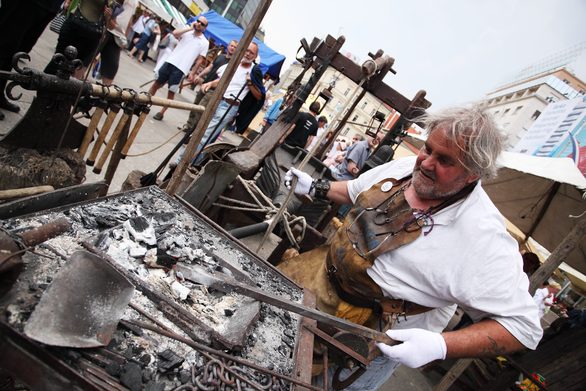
[196,20,207,26]
[352,138,359,141]
[336,139,340,142]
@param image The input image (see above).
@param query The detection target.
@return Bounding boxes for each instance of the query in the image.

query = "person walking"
[148,16,209,121]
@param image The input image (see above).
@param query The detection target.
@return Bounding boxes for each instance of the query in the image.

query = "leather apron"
[278,177,431,324]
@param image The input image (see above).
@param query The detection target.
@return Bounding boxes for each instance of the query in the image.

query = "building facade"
[276,62,398,142]
[483,43,586,150]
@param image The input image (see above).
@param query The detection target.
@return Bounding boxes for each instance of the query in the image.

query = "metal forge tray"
[0,186,315,390]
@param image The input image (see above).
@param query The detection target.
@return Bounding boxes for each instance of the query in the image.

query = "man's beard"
[412,166,470,201]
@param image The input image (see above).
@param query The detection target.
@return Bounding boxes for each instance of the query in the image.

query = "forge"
[0,186,314,390]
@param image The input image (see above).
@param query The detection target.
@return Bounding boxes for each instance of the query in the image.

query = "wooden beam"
[166,0,273,195]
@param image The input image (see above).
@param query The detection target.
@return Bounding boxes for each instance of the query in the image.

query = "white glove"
[376,328,447,368]
[284,167,314,196]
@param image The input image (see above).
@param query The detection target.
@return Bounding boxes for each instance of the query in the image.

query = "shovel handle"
[93,112,131,174]
[78,107,105,159]
[121,110,148,157]
[87,105,120,166]
[20,217,71,247]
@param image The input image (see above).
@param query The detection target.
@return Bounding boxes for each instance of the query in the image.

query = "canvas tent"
[483,152,586,273]
[187,11,286,80]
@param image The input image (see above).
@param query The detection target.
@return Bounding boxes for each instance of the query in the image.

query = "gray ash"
[0,187,303,390]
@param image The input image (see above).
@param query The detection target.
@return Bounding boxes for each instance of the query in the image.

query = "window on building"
[343,88,351,96]
[352,115,358,122]
[494,110,500,116]
[503,108,510,116]
[513,106,523,115]
[531,110,541,120]
[361,101,368,110]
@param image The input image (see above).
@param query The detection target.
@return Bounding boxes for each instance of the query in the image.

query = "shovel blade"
[24,250,134,348]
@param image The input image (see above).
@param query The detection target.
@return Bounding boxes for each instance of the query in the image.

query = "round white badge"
[381,181,393,192]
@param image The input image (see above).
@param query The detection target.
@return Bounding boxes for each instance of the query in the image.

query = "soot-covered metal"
[0,187,312,390]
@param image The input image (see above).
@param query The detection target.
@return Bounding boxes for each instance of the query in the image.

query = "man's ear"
[466,174,481,184]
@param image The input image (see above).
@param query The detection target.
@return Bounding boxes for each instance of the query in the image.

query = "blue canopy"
[186,11,285,80]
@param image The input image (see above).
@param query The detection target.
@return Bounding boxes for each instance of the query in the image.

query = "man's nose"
[420,155,436,170]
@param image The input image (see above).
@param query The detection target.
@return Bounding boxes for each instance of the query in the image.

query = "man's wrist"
[313,179,330,200]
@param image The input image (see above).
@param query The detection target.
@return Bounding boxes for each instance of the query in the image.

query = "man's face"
[412,127,479,200]
[227,41,237,55]
[242,43,258,64]
[193,17,208,33]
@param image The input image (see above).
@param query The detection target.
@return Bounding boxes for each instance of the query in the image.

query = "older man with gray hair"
[282,105,542,390]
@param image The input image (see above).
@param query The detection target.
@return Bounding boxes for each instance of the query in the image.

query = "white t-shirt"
[216,63,251,100]
[132,15,147,34]
[346,156,543,349]
[306,126,326,151]
[165,32,209,75]
[533,287,553,318]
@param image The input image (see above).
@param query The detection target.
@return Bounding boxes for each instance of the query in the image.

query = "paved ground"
[0,27,443,390]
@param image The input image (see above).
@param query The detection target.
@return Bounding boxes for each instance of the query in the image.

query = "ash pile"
[0,187,308,390]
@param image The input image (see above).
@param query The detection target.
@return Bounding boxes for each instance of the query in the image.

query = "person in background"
[191,41,263,164]
[533,282,559,319]
[261,96,284,132]
[351,133,365,144]
[280,101,321,149]
[127,15,159,63]
[521,251,541,277]
[306,116,328,151]
[127,8,150,51]
[178,39,238,132]
[0,0,67,119]
[330,133,379,180]
[148,16,209,121]
[153,26,178,74]
[44,0,111,80]
[96,0,127,86]
[323,136,346,167]
[282,105,542,390]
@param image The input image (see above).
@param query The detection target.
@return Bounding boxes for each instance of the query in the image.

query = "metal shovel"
[24,250,134,348]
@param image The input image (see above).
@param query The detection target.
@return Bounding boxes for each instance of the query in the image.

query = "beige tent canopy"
[483,152,586,273]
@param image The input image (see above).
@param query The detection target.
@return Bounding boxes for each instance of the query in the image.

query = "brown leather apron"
[279,177,431,322]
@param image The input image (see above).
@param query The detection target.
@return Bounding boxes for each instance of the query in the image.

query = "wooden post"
[433,358,474,391]
[529,214,586,294]
[166,0,273,195]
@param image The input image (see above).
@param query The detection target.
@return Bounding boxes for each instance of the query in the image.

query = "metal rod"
[125,319,322,391]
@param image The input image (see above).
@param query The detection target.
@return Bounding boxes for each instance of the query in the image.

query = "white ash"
[1,187,304,379]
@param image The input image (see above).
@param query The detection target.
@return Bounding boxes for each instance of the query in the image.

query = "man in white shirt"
[191,41,263,164]
[283,105,542,390]
[149,16,209,120]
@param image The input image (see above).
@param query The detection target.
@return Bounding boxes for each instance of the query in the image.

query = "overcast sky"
[261,0,586,110]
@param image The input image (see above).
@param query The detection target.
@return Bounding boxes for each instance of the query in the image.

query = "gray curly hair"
[418,105,505,179]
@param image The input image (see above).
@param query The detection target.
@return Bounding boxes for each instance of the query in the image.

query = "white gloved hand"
[376,328,447,368]
[284,167,314,196]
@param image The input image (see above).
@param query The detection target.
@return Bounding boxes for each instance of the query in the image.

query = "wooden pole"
[166,0,273,195]
[529,214,586,294]
[90,84,205,112]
